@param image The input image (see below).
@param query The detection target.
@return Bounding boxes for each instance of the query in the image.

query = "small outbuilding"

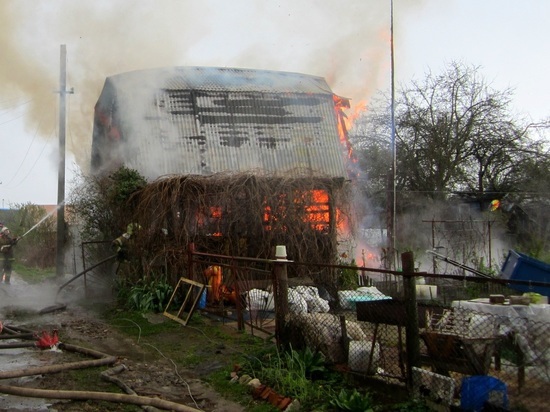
[91,67,353,277]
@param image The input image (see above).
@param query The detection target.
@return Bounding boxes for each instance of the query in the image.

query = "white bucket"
[416,285,437,300]
[348,340,380,374]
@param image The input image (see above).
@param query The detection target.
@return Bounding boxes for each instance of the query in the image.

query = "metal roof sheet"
[92,67,348,180]
[107,66,334,94]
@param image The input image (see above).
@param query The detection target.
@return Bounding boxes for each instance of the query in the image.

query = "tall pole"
[389,0,397,267]
[56,44,71,278]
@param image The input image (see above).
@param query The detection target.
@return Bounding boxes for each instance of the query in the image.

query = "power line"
[14,128,56,188]
[2,98,56,188]
[0,112,26,126]
[0,97,33,112]
[3,122,44,187]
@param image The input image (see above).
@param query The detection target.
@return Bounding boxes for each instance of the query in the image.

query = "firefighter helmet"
[126,223,142,235]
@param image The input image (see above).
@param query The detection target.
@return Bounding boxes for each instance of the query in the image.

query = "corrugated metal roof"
[92,66,349,180]
[108,66,335,94]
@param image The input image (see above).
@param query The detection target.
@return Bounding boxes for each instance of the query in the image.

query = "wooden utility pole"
[56,45,73,278]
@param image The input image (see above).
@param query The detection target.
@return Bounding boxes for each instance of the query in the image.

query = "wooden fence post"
[187,243,195,281]
[273,245,290,347]
[402,251,420,390]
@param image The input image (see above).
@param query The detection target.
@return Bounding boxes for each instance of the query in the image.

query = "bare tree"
[349,61,550,257]
[396,62,521,198]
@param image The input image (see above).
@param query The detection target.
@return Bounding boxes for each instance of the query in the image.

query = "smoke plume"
[0,1,426,172]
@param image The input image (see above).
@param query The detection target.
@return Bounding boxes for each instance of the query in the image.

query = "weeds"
[243,345,341,409]
[119,279,173,312]
[330,388,374,412]
[285,346,327,379]
[102,308,418,411]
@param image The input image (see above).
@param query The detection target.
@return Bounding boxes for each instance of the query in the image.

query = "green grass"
[99,308,426,412]
[9,269,425,410]
[51,368,141,411]
[106,310,182,337]
[3,282,425,412]
[13,262,55,283]
[101,308,284,410]
[104,308,270,368]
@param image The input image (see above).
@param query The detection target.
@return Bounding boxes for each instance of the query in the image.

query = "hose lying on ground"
[101,365,160,412]
[0,343,117,379]
[0,342,36,349]
[0,385,201,412]
[0,342,202,412]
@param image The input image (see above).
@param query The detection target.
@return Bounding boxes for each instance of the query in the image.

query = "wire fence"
[185,248,550,412]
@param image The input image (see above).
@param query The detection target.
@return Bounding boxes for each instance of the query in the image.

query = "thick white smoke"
[0,0,423,172]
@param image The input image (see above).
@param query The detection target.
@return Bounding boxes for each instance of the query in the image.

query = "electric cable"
[1,94,57,189]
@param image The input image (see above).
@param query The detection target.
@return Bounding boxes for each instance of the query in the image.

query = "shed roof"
[92,66,349,180]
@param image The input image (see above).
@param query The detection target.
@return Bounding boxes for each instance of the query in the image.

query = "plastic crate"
[500,250,550,297]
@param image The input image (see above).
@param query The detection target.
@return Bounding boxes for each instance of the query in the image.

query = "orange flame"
[344,100,367,131]
[356,246,381,268]
[199,192,346,235]
[196,206,223,236]
[333,95,352,159]
[262,190,346,233]
[332,96,368,163]
[303,189,330,231]
[210,206,222,219]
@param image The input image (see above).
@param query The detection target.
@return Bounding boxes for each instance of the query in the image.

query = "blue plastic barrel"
[460,376,508,411]
[501,250,550,297]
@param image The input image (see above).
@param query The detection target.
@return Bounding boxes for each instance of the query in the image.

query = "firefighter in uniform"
[111,223,141,263]
[0,224,19,284]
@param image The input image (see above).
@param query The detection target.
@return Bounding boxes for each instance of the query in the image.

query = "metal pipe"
[427,250,493,279]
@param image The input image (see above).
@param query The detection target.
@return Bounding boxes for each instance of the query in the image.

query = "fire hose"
[0,385,201,412]
[57,254,118,295]
[0,342,201,412]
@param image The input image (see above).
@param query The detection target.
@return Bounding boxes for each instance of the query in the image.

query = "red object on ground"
[36,330,59,349]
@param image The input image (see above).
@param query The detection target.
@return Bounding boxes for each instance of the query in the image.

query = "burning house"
[91,67,352,272]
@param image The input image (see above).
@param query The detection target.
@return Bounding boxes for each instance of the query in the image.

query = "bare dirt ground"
[0,273,249,412]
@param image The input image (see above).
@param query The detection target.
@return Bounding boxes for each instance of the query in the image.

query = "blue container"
[500,250,550,297]
[198,289,207,309]
[460,376,508,411]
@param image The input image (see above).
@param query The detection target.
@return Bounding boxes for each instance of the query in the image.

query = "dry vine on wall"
[122,172,352,292]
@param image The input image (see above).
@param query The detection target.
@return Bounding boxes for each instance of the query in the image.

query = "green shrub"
[124,279,173,312]
[284,346,327,380]
[338,259,359,290]
[243,345,338,409]
[330,388,374,412]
